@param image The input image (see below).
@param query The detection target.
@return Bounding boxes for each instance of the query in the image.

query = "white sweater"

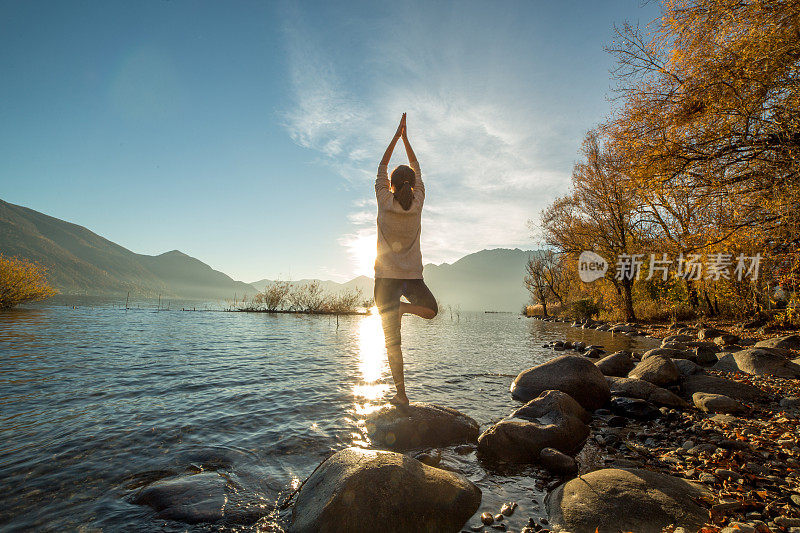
[374,161,425,279]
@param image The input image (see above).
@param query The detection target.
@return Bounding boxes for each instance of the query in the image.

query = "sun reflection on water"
[352,311,389,418]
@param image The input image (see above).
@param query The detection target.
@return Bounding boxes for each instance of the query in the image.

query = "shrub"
[571,298,600,320]
[0,254,57,309]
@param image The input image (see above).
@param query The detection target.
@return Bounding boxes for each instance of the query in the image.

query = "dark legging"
[373,278,438,347]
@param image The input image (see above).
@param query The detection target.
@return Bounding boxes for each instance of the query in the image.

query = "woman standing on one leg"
[374,113,438,407]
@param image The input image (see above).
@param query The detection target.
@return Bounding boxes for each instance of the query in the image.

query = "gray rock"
[628,356,680,386]
[595,351,636,377]
[692,392,745,414]
[674,358,703,376]
[698,327,727,340]
[290,447,481,533]
[713,348,800,378]
[755,335,800,351]
[510,355,611,410]
[545,468,712,533]
[780,397,800,410]
[364,403,479,450]
[695,346,721,365]
[642,347,694,360]
[478,390,590,463]
[606,376,689,408]
[681,373,768,402]
[539,447,578,476]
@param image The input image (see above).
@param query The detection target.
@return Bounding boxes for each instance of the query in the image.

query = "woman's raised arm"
[400,118,417,165]
[380,113,406,166]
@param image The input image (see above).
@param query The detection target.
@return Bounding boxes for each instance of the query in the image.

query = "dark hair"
[390,165,416,210]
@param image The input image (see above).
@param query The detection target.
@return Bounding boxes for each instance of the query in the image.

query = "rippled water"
[0,297,658,532]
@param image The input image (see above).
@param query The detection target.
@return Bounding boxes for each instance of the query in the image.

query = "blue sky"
[0,0,660,282]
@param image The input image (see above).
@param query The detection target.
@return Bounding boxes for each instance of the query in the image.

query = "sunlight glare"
[352,312,389,416]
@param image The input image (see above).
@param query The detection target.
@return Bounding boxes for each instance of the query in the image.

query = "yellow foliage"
[0,254,57,309]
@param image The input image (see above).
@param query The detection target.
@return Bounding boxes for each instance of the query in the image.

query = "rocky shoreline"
[127,322,800,533]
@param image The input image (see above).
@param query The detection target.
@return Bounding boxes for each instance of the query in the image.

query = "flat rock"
[545,468,712,533]
[478,390,589,463]
[755,335,800,351]
[681,374,768,402]
[606,376,689,408]
[364,403,479,450]
[628,356,680,386]
[713,348,800,378]
[290,447,481,533]
[692,392,744,414]
[595,351,635,377]
[510,355,610,410]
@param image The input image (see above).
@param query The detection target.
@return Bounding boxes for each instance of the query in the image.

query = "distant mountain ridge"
[251,248,540,312]
[0,199,255,299]
[1,198,539,309]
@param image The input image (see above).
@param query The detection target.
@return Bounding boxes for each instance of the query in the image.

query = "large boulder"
[510,355,611,410]
[606,376,688,408]
[595,351,635,377]
[692,392,744,414]
[681,373,768,402]
[663,334,696,343]
[755,335,800,351]
[364,403,479,450]
[713,348,800,378]
[478,390,590,463]
[628,356,680,386]
[545,468,712,533]
[290,447,481,533]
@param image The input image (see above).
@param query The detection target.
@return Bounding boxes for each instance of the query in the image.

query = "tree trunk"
[542,300,548,317]
[622,279,636,321]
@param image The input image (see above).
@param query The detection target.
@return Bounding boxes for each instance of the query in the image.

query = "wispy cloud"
[280,2,581,277]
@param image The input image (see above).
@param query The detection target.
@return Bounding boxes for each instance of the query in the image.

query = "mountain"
[0,198,255,299]
[250,249,541,312]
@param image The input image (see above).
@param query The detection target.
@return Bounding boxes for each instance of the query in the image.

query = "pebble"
[700,473,717,483]
[715,468,743,481]
[791,494,800,507]
[490,524,507,531]
[481,512,494,525]
[500,502,516,516]
[721,523,755,533]
[776,516,800,527]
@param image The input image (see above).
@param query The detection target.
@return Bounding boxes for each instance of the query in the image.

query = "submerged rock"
[545,468,712,533]
[510,355,610,410]
[478,390,590,463]
[364,403,479,450]
[132,472,228,524]
[290,447,481,533]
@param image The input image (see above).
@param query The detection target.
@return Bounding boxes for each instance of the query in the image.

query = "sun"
[349,231,377,278]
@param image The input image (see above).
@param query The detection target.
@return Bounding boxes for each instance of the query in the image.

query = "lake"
[0,297,658,532]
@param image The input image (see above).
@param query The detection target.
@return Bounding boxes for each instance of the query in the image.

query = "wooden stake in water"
[125,291,130,310]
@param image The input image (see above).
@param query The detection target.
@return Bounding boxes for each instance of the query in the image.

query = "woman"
[374,113,438,407]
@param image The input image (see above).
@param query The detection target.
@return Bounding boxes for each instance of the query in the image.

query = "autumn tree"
[541,132,645,321]
[0,254,57,309]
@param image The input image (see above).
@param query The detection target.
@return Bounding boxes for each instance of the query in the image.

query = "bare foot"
[388,393,409,407]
